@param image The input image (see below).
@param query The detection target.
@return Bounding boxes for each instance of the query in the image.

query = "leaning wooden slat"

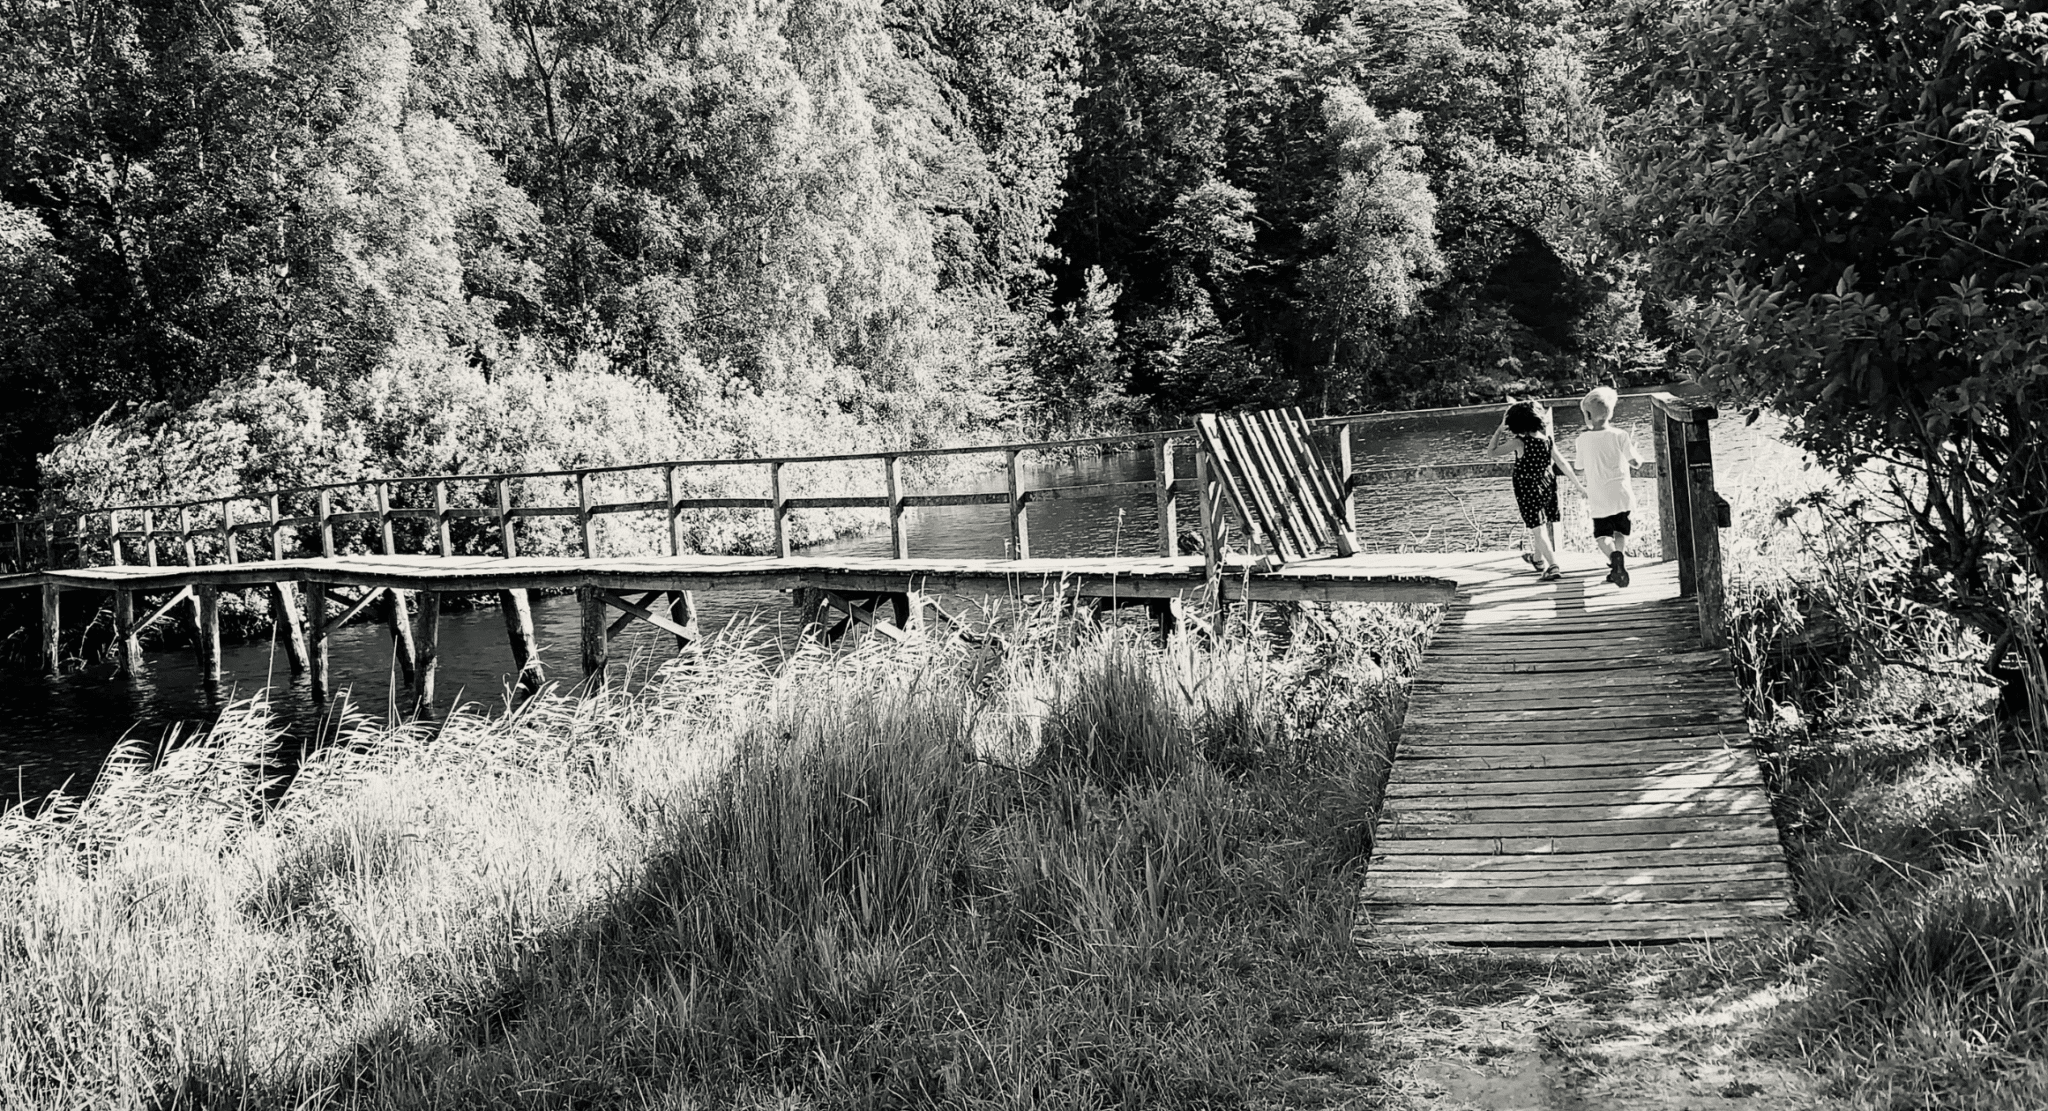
[1218,414,1309,559]
[1199,416,1292,562]
[1263,408,1342,540]
[1284,407,1350,518]
[1232,412,1324,552]
[1245,410,1330,548]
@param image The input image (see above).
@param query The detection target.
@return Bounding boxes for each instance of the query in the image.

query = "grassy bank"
[0,600,1436,1109]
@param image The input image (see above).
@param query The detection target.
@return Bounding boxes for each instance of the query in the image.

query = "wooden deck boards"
[0,549,1556,605]
[1360,552,1793,948]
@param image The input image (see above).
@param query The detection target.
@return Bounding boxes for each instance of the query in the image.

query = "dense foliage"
[0,0,1638,505]
[1606,0,2048,674]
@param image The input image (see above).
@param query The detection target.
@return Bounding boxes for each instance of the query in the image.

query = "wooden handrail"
[4,390,1716,571]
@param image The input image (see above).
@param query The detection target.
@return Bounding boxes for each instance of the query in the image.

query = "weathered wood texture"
[1360,553,1792,948]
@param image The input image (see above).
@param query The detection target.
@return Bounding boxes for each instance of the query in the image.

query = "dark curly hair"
[1503,400,1546,436]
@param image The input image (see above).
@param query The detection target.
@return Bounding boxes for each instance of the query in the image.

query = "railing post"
[317,489,335,558]
[142,510,158,567]
[377,482,395,555]
[1334,421,1356,542]
[220,498,237,564]
[1195,446,1226,637]
[664,464,682,557]
[496,477,517,557]
[770,461,790,558]
[42,517,55,570]
[178,506,195,566]
[885,455,909,560]
[268,494,285,560]
[1662,405,1696,596]
[434,480,452,557]
[1652,404,1679,563]
[578,471,595,558]
[10,518,22,571]
[1685,415,1728,648]
[1006,449,1030,559]
[1153,437,1178,557]
[109,512,124,567]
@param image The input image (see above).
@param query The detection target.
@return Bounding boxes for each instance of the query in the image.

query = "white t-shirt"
[1574,425,1641,519]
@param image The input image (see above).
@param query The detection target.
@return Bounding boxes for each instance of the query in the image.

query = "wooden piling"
[307,582,331,703]
[770,461,791,558]
[578,585,607,684]
[114,589,139,677]
[417,591,441,710]
[270,582,310,675]
[41,583,60,675]
[195,585,222,689]
[669,590,700,648]
[885,455,909,559]
[386,588,420,688]
[500,588,541,696]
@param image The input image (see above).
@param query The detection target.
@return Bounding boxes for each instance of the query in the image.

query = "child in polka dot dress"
[1485,399,1585,580]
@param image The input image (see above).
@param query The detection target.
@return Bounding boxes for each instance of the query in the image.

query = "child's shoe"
[1605,552,1630,588]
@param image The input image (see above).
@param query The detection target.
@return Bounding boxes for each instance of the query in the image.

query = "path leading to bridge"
[1361,551,1792,947]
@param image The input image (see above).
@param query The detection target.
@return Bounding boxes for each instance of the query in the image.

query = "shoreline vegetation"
[2,457,2045,1110]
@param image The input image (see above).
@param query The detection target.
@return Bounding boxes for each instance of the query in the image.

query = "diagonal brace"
[600,590,693,640]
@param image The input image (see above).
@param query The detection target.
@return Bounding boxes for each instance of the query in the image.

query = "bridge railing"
[0,396,1727,639]
[0,427,1207,574]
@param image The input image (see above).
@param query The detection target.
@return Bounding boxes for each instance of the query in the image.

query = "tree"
[1299,89,1442,411]
[1606,0,2048,682]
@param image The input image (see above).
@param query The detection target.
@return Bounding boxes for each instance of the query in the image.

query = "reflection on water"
[0,391,1809,804]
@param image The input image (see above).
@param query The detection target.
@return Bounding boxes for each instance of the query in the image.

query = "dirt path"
[1347,950,1841,1111]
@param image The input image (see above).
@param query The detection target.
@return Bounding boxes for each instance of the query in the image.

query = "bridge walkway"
[1360,551,1792,947]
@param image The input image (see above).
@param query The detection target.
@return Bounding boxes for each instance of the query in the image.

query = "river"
[0,392,1808,805]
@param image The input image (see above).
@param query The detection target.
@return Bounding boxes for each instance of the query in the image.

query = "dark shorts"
[1592,512,1632,538]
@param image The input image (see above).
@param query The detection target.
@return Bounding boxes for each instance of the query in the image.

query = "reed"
[0,598,1433,1109]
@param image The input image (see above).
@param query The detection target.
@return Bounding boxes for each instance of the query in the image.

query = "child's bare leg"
[1530,525,1557,569]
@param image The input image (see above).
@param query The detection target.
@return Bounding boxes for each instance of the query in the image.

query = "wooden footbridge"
[0,393,1790,945]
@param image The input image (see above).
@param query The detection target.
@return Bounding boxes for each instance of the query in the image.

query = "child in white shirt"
[1574,386,1642,588]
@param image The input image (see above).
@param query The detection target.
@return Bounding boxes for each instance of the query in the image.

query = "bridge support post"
[669,590,700,648]
[307,582,331,704]
[1684,418,1728,649]
[416,591,440,711]
[113,589,139,677]
[194,585,222,691]
[578,586,607,685]
[41,583,60,675]
[270,583,309,676]
[500,589,541,698]
[386,588,420,689]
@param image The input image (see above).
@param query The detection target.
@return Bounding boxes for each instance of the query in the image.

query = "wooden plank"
[1401,709,1746,730]
[606,591,663,637]
[1357,921,1764,945]
[1371,828,1783,856]
[1368,864,1791,887]
[1247,410,1328,547]
[1370,845,1791,872]
[1384,793,1773,822]
[1376,885,1794,910]
[1200,416,1290,562]
[1385,779,1766,804]
[1229,412,1319,555]
[135,585,195,634]
[1379,812,1778,839]
[1369,900,1789,926]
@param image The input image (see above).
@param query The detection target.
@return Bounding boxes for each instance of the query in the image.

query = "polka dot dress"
[1511,432,1560,529]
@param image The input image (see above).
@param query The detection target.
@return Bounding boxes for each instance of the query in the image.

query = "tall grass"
[0,599,1432,1109]
[1714,451,2048,1108]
